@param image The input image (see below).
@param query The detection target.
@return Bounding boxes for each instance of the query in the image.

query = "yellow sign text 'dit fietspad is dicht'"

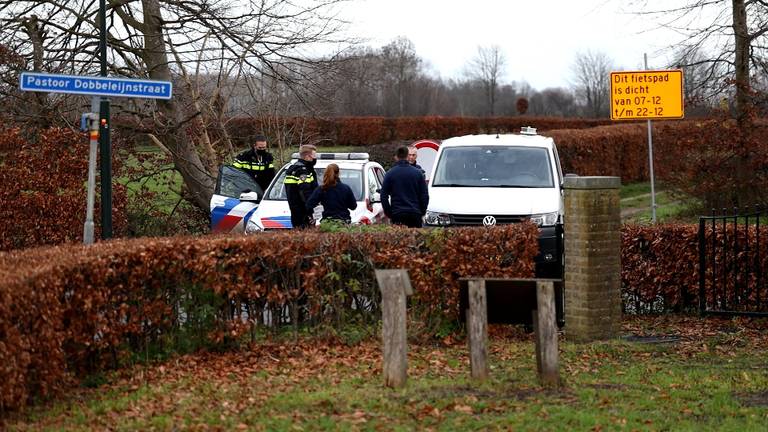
[609,70,684,120]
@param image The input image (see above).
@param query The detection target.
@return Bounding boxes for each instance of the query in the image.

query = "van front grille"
[450,214,527,226]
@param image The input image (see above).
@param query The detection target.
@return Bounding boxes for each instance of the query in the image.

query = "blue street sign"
[19,72,172,100]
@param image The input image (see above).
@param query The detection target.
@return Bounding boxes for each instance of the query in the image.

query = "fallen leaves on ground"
[4,315,768,430]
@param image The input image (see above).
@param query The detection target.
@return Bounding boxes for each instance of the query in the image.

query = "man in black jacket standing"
[381,146,429,228]
[284,144,318,229]
[233,134,276,191]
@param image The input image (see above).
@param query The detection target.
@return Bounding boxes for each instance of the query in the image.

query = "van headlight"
[530,212,559,227]
[425,211,451,226]
[245,218,263,234]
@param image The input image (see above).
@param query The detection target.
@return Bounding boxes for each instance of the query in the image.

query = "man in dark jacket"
[381,146,429,228]
[233,134,276,191]
[284,144,318,229]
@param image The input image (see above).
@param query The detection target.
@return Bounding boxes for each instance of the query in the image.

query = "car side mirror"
[239,191,260,202]
[370,192,381,204]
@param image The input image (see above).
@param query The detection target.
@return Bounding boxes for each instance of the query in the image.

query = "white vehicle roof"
[280,159,370,171]
[440,133,554,149]
[283,152,372,171]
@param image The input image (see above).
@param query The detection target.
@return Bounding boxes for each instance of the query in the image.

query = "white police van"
[424,127,564,277]
[245,153,387,232]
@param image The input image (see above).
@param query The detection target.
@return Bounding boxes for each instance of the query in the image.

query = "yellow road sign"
[610,70,684,120]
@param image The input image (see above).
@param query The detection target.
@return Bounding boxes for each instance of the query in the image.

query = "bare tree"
[632,0,768,206]
[0,0,349,210]
[632,0,768,124]
[670,46,718,116]
[465,45,506,116]
[527,87,579,117]
[379,37,420,117]
[570,50,613,118]
[328,47,383,116]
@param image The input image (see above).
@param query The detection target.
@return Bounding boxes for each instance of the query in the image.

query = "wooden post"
[375,269,413,388]
[534,280,560,388]
[467,279,488,380]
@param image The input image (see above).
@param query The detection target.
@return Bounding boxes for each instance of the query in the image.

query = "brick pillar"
[563,176,622,342]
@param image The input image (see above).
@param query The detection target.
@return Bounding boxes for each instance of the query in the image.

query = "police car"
[245,152,387,232]
[209,165,264,233]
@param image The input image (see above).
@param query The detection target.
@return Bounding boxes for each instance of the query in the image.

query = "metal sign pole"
[644,53,657,223]
[98,0,112,238]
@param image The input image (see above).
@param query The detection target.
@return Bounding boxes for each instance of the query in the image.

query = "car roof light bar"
[520,126,538,135]
[290,152,370,160]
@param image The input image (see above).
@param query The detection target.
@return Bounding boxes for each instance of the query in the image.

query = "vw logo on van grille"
[482,215,497,227]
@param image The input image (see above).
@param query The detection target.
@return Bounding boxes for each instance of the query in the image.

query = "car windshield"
[432,146,554,188]
[215,165,264,198]
[266,166,364,200]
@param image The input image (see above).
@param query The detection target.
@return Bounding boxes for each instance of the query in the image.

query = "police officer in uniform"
[284,144,318,229]
[233,134,276,191]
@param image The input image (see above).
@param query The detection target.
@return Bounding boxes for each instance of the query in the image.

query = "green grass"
[621,182,700,224]
[7,318,768,431]
[620,182,653,199]
[116,146,183,214]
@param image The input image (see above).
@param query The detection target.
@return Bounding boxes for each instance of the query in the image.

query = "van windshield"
[266,166,364,200]
[432,146,554,188]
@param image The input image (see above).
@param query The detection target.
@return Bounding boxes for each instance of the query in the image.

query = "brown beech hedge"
[0,224,538,412]
[622,222,768,315]
[621,224,700,314]
[4,222,760,413]
[221,115,615,148]
[0,127,128,251]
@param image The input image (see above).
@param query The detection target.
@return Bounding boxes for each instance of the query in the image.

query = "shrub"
[0,224,539,413]
[220,116,615,149]
[0,127,127,251]
[621,224,700,314]
[652,118,768,209]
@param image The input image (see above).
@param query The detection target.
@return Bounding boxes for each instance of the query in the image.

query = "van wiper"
[432,183,474,187]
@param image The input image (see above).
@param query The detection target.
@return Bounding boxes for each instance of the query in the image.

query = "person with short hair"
[305,163,357,224]
[381,146,429,228]
[407,145,426,178]
[233,134,276,191]
[284,144,318,229]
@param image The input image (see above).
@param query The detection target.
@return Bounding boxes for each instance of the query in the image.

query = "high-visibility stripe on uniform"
[234,160,268,171]
[284,174,315,184]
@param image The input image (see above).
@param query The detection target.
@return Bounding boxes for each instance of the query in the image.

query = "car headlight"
[425,211,451,226]
[530,212,559,227]
[245,218,263,234]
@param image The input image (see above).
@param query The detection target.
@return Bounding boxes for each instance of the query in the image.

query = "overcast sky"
[338,0,681,90]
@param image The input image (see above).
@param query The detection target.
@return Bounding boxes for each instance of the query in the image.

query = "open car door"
[210,165,264,233]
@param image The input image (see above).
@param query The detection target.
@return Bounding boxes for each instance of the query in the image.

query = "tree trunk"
[21,15,49,127]
[732,0,751,205]
[141,0,215,210]
[732,0,750,126]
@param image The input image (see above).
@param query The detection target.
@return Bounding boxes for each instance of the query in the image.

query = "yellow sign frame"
[609,70,684,120]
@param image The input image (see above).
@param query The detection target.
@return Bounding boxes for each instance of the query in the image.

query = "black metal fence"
[698,206,768,317]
